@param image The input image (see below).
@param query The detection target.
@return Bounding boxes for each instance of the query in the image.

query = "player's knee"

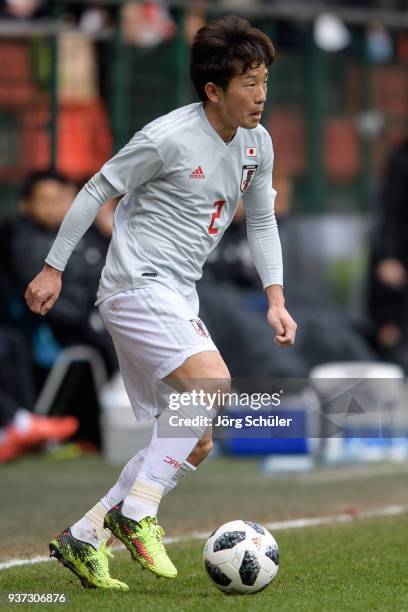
[201,358,231,387]
[167,351,230,393]
[199,359,231,398]
[199,374,231,415]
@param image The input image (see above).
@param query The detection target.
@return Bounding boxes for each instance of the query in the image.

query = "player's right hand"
[25,264,62,316]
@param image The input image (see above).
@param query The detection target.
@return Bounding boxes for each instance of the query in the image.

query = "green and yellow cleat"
[104,503,177,579]
[49,529,129,590]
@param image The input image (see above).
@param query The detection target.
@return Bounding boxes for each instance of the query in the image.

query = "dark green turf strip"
[2,455,408,561]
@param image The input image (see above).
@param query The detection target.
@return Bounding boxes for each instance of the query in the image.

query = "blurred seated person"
[0,0,49,19]
[200,171,376,379]
[6,170,118,375]
[0,326,78,462]
[367,139,408,365]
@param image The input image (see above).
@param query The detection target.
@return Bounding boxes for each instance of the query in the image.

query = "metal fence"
[0,1,407,217]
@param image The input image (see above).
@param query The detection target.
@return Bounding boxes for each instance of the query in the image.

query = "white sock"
[122,403,211,521]
[122,476,164,521]
[68,408,202,544]
[71,458,197,547]
[100,449,195,514]
[100,417,156,510]
[101,448,147,510]
[122,460,197,521]
[163,460,196,496]
[71,502,111,549]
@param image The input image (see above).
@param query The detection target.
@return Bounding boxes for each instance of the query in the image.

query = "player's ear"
[204,82,223,104]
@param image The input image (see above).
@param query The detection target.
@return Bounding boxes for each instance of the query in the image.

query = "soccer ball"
[203,520,279,594]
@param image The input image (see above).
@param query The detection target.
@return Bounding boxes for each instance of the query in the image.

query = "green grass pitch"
[1,455,408,611]
[1,516,407,612]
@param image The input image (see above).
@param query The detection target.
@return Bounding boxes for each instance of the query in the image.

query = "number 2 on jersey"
[208,200,226,235]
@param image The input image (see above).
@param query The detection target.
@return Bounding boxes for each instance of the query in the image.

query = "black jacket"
[7,215,107,326]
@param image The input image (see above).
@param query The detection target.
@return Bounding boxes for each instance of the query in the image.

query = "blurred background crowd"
[1,0,408,462]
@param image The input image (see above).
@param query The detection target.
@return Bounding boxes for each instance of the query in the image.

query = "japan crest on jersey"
[245,146,257,158]
[190,318,209,337]
[240,164,258,193]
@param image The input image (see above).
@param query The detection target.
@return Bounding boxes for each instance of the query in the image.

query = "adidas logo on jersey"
[190,166,205,179]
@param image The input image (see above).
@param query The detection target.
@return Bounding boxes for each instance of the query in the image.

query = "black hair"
[21,169,73,200]
[190,15,275,102]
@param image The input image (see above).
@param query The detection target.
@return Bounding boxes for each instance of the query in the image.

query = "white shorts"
[98,283,218,421]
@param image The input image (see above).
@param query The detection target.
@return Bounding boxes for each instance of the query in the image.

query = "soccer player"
[25,15,297,590]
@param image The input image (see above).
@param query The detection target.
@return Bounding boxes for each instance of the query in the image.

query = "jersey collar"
[198,103,240,150]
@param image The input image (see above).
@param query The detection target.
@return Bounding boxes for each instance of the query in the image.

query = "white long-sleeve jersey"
[46,102,283,304]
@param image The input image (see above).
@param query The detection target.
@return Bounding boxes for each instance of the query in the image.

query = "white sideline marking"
[1,504,407,571]
[0,556,52,570]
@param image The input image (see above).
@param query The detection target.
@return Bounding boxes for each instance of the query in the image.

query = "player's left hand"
[267,306,297,346]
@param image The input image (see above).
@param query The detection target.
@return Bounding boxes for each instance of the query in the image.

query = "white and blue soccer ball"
[203,519,279,594]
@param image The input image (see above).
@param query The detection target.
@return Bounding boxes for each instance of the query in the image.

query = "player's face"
[222,63,268,130]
